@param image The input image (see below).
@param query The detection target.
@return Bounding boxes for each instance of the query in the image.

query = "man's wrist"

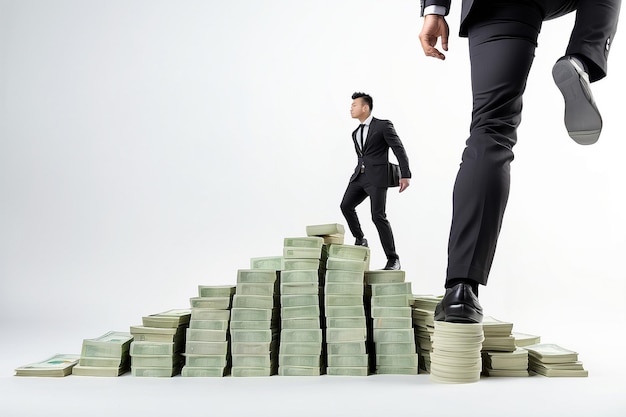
[423,5,447,16]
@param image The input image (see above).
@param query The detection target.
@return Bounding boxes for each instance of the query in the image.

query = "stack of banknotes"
[525,343,588,377]
[15,354,80,377]
[182,285,236,377]
[230,269,281,377]
[430,321,484,383]
[73,331,133,376]
[481,316,528,377]
[366,271,417,375]
[323,243,369,376]
[409,294,441,373]
[129,308,191,377]
[279,236,325,376]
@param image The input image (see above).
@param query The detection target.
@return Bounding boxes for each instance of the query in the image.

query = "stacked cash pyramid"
[430,321,484,383]
[129,309,191,377]
[365,271,417,375]
[73,331,133,376]
[15,354,80,377]
[409,294,441,373]
[323,244,370,376]
[481,316,528,377]
[182,285,235,377]
[279,236,325,376]
[525,344,588,377]
[230,269,280,377]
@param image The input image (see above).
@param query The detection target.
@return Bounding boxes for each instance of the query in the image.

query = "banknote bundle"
[182,285,235,377]
[15,354,80,377]
[324,244,369,376]
[250,256,283,270]
[230,269,280,377]
[129,309,191,377]
[279,236,325,376]
[72,331,133,376]
[480,316,527,377]
[512,332,541,347]
[525,343,588,377]
[366,273,417,375]
[430,321,484,383]
[306,223,346,245]
[409,294,441,373]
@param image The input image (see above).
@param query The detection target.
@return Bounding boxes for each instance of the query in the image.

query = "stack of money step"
[366,273,417,375]
[129,309,191,377]
[482,348,529,377]
[72,331,133,376]
[324,244,369,376]
[250,256,283,270]
[279,236,325,376]
[430,321,484,383]
[525,343,588,377]
[481,316,527,377]
[15,354,80,377]
[409,294,441,374]
[306,223,346,245]
[182,285,235,377]
[230,269,280,377]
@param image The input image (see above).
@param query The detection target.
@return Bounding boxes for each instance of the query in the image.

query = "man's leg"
[438,1,544,322]
[340,176,368,243]
[363,180,399,266]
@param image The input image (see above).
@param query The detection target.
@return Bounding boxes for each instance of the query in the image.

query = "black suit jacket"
[420,0,474,36]
[349,118,411,188]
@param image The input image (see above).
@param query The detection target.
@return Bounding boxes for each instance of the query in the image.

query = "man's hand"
[399,178,410,193]
[419,14,449,60]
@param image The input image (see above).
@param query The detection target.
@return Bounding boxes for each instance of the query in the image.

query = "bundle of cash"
[73,331,133,377]
[324,244,369,376]
[480,316,526,377]
[512,332,541,347]
[231,269,280,377]
[430,321,484,383]
[481,316,516,352]
[524,343,588,377]
[368,278,417,375]
[250,256,283,270]
[130,309,191,377]
[182,285,235,377]
[306,223,346,245]
[278,236,325,376]
[15,354,80,377]
[409,294,441,374]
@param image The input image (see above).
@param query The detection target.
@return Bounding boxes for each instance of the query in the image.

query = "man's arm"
[382,121,412,193]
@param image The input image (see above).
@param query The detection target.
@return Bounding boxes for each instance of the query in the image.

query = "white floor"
[2,323,624,417]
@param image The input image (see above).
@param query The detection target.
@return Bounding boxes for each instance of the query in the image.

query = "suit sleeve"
[420,0,451,16]
[382,121,412,179]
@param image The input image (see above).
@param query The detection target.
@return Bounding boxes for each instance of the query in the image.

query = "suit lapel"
[352,127,363,157]
[363,118,377,152]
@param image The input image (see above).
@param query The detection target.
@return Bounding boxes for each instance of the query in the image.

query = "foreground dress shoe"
[434,282,483,323]
[382,258,401,270]
[354,237,368,247]
[552,56,602,145]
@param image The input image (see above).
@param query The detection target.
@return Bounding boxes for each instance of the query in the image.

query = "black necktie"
[359,124,365,150]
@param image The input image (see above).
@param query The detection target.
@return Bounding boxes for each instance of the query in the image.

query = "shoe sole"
[552,59,602,145]
[436,303,483,324]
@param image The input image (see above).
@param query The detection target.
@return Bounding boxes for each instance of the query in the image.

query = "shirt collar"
[360,114,373,127]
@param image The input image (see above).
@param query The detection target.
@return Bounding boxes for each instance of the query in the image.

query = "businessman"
[418,0,621,322]
[340,92,412,270]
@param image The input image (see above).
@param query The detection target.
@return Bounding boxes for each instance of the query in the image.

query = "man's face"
[350,98,368,119]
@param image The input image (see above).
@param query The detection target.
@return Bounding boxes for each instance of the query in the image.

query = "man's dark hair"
[352,92,373,111]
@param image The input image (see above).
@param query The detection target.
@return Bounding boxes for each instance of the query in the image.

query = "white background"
[1,1,625,416]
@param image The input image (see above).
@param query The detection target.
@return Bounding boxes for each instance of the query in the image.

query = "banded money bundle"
[480,316,528,377]
[15,354,80,377]
[73,331,133,376]
[525,343,588,377]
[409,294,441,374]
[130,309,191,377]
[306,223,346,245]
[182,285,235,377]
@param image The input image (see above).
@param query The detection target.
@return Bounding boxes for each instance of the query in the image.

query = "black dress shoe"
[355,237,368,247]
[382,259,400,270]
[434,282,483,323]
